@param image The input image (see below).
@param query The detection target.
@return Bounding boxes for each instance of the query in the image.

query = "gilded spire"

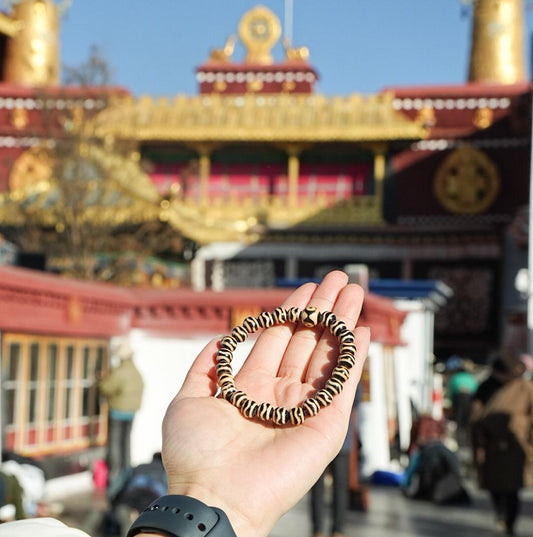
[468,0,526,84]
[4,0,60,86]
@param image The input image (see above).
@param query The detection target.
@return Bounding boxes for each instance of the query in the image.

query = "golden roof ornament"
[238,5,281,64]
[468,0,526,84]
[3,0,61,86]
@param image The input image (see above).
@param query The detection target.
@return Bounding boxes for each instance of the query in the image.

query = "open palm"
[162,271,370,537]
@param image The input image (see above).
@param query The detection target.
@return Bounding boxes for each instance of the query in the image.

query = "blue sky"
[57,0,533,98]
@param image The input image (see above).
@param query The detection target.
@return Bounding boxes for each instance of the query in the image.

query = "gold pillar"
[4,0,60,86]
[198,150,211,205]
[468,0,526,84]
[287,150,300,207]
[373,146,386,200]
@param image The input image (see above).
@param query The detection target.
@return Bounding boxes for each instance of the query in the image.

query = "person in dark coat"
[470,351,533,535]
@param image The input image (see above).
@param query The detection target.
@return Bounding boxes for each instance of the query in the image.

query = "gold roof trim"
[89,92,427,143]
[0,143,161,227]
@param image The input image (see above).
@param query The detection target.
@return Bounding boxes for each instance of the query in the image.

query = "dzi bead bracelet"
[215,306,357,426]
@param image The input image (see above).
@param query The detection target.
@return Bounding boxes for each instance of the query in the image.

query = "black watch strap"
[126,495,237,537]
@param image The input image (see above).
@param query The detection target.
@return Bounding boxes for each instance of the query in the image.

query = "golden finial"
[238,5,281,64]
[4,0,61,86]
[468,0,526,84]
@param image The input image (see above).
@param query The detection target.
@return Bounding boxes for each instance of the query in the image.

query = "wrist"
[127,493,241,537]
[166,484,255,537]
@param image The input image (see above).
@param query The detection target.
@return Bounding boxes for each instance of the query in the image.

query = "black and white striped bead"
[325,377,344,396]
[332,365,350,384]
[220,336,237,351]
[338,352,356,369]
[242,315,260,333]
[315,389,334,407]
[215,360,233,376]
[231,325,248,343]
[273,407,289,425]
[302,397,321,417]
[340,342,357,356]
[319,310,337,327]
[272,306,287,324]
[228,390,247,409]
[216,348,233,362]
[329,319,348,338]
[286,306,300,323]
[338,330,355,346]
[258,402,275,421]
[241,399,259,419]
[289,407,305,425]
[257,311,275,328]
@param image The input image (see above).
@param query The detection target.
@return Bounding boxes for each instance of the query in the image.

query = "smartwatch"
[126,495,237,537]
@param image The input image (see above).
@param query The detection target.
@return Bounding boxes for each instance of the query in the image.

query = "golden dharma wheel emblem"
[9,146,53,192]
[433,144,500,214]
[238,5,281,64]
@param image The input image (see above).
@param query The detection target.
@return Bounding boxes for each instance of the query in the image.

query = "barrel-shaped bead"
[242,315,260,333]
[302,397,321,417]
[258,402,274,421]
[219,336,238,351]
[325,377,344,396]
[340,342,357,356]
[329,319,348,338]
[289,407,306,425]
[215,361,233,376]
[338,330,355,346]
[241,399,259,418]
[272,306,287,324]
[257,311,275,328]
[273,407,289,425]
[315,388,334,407]
[331,365,350,384]
[231,325,248,343]
[300,306,319,327]
[286,307,300,323]
[229,390,248,409]
[338,352,356,369]
[319,310,337,327]
[216,348,233,362]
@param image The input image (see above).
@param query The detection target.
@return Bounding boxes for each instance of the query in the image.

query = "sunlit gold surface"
[89,92,426,143]
[209,35,236,62]
[4,0,60,86]
[0,12,23,37]
[468,0,526,84]
[1,144,161,228]
[433,144,500,214]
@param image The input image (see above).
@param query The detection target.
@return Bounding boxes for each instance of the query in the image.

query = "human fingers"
[237,281,318,377]
[173,338,220,400]
[277,270,350,380]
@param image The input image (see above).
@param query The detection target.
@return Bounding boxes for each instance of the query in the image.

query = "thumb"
[176,337,220,399]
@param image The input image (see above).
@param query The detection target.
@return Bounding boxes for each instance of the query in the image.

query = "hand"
[161,271,370,537]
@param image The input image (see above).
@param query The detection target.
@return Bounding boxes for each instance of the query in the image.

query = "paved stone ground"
[53,479,533,537]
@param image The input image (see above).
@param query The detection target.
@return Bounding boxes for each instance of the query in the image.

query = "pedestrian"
[402,415,470,505]
[310,387,361,537]
[470,350,533,536]
[98,338,144,489]
[0,270,369,537]
[446,358,478,448]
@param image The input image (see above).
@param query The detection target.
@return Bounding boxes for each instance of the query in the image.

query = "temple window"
[1,334,109,456]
